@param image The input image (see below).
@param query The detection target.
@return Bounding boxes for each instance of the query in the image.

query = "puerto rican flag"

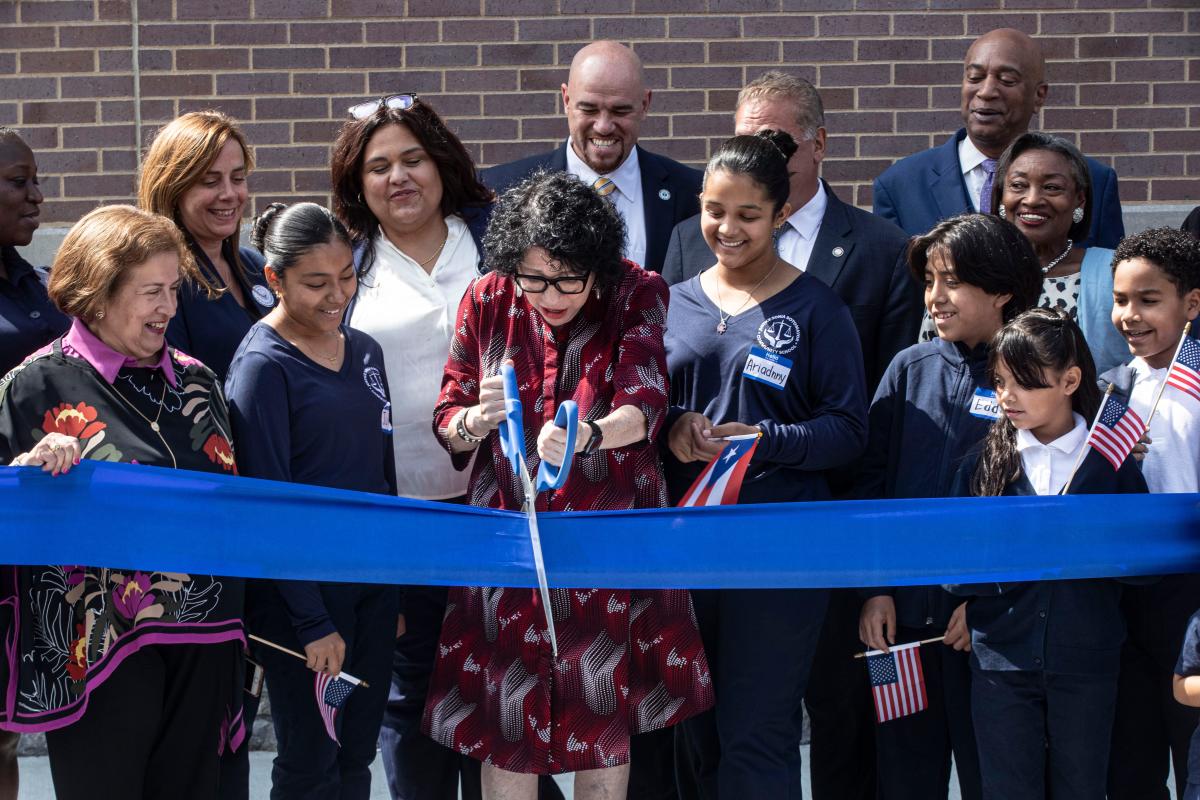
[677,433,760,507]
[866,641,928,723]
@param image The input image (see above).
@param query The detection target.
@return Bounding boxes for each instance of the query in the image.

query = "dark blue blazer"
[872,128,1124,249]
[481,143,702,273]
[661,182,921,389]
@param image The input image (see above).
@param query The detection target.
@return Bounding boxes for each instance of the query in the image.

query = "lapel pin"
[658,189,671,201]
[832,246,845,258]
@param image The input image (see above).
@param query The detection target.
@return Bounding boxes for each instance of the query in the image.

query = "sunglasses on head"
[347,93,418,120]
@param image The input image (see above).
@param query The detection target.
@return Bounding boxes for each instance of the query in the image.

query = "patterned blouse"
[0,320,245,745]
[423,263,713,774]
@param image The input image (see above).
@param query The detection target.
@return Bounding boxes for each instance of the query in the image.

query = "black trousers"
[804,588,876,800]
[1108,575,1200,800]
[875,627,981,800]
[253,582,397,800]
[677,588,828,799]
[971,669,1118,800]
[46,642,238,800]
[377,585,562,800]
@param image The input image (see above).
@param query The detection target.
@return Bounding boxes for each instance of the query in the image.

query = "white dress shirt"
[350,215,477,500]
[565,140,647,269]
[1016,412,1087,496]
[1127,357,1200,493]
[958,135,993,213]
[775,182,828,272]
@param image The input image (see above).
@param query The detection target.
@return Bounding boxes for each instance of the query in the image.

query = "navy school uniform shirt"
[664,272,868,505]
[0,246,69,377]
[225,322,397,645]
[1174,609,1200,785]
[858,338,996,630]
[167,242,275,380]
[946,447,1148,676]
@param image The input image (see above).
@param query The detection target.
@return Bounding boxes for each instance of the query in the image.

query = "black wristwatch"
[581,420,604,455]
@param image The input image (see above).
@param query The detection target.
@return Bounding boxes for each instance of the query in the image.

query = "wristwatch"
[455,410,486,444]
[581,420,604,455]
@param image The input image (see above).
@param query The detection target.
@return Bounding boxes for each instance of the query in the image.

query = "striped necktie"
[592,176,616,200]
[978,158,998,214]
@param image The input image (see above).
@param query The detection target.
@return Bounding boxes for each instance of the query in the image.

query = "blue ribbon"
[3,461,1199,588]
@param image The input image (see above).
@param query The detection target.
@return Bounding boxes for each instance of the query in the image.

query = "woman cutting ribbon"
[425,170,712,799]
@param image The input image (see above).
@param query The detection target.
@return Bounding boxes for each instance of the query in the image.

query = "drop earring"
[997,204,1007,219]
[1072,207,1084,224]
[514,283,523,298]
[594,285,601,300]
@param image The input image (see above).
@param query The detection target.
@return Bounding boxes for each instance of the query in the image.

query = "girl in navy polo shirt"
[664,129,868,797]
[949,309,1147,800]
[225,202,398,800]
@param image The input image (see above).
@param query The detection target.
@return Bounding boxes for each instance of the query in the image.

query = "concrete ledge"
[17,204,1195,269]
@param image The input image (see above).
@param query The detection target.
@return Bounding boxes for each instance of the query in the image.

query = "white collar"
[1015,412,1087,455]
[784,182,828,241]
[565,138,641,199]
[958,134,992,175]
[374,215,466,275]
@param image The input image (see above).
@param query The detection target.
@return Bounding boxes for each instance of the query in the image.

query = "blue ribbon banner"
[3,462,1199,588]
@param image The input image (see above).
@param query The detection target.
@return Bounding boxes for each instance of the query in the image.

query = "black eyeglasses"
[348,93,418,120]
[513,273,589,295]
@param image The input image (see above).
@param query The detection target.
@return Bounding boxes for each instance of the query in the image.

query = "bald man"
[873,28,1123,248]
[482,40,701,273]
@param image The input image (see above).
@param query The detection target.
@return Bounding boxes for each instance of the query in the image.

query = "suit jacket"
[872,128,1124,249]
[481,143,702,273]
[661,182,921,388]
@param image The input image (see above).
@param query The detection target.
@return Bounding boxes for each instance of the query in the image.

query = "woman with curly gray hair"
[423,170,713,799]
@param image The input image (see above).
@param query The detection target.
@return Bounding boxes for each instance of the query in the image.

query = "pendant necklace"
[714,260,779,334]
[111,372,176,469]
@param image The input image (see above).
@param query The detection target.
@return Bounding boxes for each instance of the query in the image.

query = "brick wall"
[3,0,1197,225]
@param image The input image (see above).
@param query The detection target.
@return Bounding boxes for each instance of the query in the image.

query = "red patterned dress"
[423,262,713,774]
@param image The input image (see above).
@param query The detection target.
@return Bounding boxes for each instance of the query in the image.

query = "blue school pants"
[251,582,397,800]
[971,669,1118,800]
[677,588,828,799]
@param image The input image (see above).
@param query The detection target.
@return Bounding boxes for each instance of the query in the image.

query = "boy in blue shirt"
[857,214,1042,800]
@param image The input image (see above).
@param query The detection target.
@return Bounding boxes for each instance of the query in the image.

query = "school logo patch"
[756,315,800,355]
[251,284,275,309]
[362,366,388,404]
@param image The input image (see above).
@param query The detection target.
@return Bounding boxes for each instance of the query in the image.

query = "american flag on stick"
[1085,391,1147,471]
[315,671,361,744]
[1166,333,1200,405]
[865,641,927,723]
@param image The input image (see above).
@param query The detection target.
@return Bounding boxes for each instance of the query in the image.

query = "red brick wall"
[3,0,1197,224]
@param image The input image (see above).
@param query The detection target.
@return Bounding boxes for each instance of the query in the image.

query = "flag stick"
[1144,321,1192,429]
[853,636,946,659]
[249,633,369,687]
[1060,385,1114,496]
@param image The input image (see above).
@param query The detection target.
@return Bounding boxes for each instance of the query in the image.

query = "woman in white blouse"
[330,95,562,800]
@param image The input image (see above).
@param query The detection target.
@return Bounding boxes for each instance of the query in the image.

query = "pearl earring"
[1072,207,1084,224]
[997,204,1007,219]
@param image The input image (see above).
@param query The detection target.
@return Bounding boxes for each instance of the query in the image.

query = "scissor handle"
[535,401,578,492]
[497,362,526,476]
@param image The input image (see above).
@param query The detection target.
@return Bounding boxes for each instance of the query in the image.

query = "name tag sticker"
[969,388,1001,420]
[382,402,394,434]
[743,346,793,390]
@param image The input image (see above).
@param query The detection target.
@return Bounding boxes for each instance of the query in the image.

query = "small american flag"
[677,434,760,507]
[1086,393,1147,470]
[1167,335,1200,404]
[866,641,927,723]
[315,671,359,744]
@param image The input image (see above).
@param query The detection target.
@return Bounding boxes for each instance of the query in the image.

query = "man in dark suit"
[482,40,701,274]
[873,28,1123,248]
[663,71,920,800]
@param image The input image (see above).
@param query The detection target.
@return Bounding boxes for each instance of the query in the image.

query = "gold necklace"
[314,332,342,364]
[714,259,780,334]
[413,228,449,269]
[110,373,176,469]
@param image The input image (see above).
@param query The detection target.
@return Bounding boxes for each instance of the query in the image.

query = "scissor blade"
[518,458,559,658]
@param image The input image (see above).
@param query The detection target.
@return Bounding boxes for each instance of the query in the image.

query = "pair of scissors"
[496,362,578,657]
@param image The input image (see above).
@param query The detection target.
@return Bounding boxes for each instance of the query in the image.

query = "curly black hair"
[483,170,627,288]
[1112,227,1200,296]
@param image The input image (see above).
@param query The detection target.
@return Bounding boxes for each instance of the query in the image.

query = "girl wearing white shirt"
[948,309,1147,800]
